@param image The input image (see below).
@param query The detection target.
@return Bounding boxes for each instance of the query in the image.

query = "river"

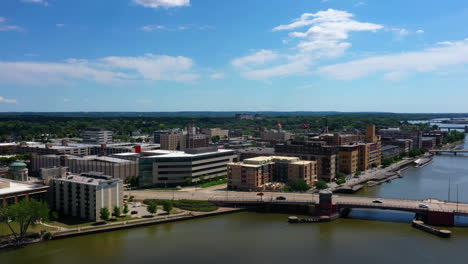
[3,138,468,263]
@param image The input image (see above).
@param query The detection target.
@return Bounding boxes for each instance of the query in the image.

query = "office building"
[51,172,123,221]
[338,145,359,174]
[381,145,401,159]
[202,128,229,140]
[160,132,183,150]
[31,154,138,180]
[379,128,423,150]
[139,147,237,187]
[82,128,113,144]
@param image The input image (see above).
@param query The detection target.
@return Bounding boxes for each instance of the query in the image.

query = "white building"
[52,172,123,221]
[82,128,113,144]
[139,147,237,187]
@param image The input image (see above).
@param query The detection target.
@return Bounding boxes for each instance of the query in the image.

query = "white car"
[418,203,429,209]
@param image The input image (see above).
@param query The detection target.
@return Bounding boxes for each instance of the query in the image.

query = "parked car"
[418,204,429,209]
[131,211,138,215]
[372,199,383,204]
[276,196,287,201]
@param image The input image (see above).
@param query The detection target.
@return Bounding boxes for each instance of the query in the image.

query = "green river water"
[3,139,468,264]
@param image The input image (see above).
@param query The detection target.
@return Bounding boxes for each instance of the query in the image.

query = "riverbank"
[0,207,245,250]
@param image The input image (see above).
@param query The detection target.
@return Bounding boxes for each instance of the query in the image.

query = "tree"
[285,180,310,192]
[314,180,328,190]
[355,170,362,177]
[211,135,220,143]
[163,201,173,214]
[123,203,129,214]
[147,202,157,214]
[0,199,50,244]
[100,207,110,221]
[113,206,121,217]
[184,177,192,186]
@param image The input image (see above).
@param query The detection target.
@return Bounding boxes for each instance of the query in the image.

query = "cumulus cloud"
[134,0,190,8]
[233,9,382,80]
[0,53,200,85]
[231,50,279,70]
[0,96,17,104]
[318,39,468,81]
[21,0,48,6]
[416,29,424,34]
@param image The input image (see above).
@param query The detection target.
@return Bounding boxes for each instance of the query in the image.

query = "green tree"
[211,135,220,143]
[314,180,328,190]
[355,170,362,177]
[0,199,50,244]
[285,180,310,192]
[100,207,110,221]
[184,177,192,186]
[163,201,173,214]
[123,203,129,214]
[147,202,157,214]
[113,206,121,217]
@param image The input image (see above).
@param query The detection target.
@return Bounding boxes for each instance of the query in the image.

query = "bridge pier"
[423,211,455,226]
[315,191,339,219]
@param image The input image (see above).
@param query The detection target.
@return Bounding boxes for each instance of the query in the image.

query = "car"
[276,196,287,201]
[372,199,383,204]
[418,204,429,209]
[131,211,138,215]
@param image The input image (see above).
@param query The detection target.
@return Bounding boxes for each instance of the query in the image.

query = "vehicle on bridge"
[418,203,429,209]
[276,196,287,201]
[372,199,383,204]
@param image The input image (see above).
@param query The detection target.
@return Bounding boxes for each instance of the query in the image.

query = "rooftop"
[54,173,121,186]
[0,178,48,196]
[143,148,235,159]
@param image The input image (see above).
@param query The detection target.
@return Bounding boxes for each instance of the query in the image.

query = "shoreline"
[0,207,245,250]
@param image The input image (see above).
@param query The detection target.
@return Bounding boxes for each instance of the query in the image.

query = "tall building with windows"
[82,128,113,144]
[51,172,123,221]
[139,147,237,187]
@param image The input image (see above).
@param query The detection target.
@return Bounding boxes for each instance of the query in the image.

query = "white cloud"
[21,0,48,6]
[0,53,200,85]
[134,0,190,8]
[0,96,17,104]
[209,73,225,79]
[416,29,424,34]
[318,39,468,81]
[56,24,65,27]
[141,25,166,31]
[231,50,279,70]
[63,98,71,102]
[0,17,24,32]
[233,9,382,80]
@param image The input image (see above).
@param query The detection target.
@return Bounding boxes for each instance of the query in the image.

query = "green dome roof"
[9,160,27,170]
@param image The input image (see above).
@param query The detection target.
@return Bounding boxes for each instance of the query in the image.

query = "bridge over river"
[128,189,468,226]
[429,149,468,155]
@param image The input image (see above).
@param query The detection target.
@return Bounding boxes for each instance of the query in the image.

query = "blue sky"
[1,0,468,112]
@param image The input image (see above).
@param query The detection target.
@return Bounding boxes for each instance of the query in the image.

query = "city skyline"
[1,0,468,112]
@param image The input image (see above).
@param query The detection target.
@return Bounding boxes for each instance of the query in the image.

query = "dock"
[412,220,451,238]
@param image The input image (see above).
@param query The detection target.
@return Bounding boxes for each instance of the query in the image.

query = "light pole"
[456,184,459,212]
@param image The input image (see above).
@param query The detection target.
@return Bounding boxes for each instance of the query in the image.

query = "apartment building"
[275,141,338,182]
[139,147,237,187]
[51,172,123,221]
[160,133,182,150]
[202,128,229,139]
[0,178,49,207]
[227,156,317,191]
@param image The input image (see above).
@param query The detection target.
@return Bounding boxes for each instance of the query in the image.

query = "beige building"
[227,156,317,191]
[160,133,182,150]
[338,145,360,174]
[202,128,229,139]
[52,172,123,221]
[31,154,138,181]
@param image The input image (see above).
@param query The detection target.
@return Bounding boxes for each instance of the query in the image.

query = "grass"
[49,215,137,229]
[0,222,58,237]
[195,179,227,188]
[143,199,218,212]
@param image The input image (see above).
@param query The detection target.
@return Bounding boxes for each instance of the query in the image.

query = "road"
[125,188,468,215]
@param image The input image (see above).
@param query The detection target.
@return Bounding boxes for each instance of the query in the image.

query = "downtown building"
[275,141,338,182]
[51,172,123,221]
[138,147,237,187]
[82,128,113,144]
[227,156,317,191]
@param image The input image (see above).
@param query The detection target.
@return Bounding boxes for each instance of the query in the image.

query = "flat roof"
[144,148,235,159]
[54,174,121,186]
[0,178,48,196]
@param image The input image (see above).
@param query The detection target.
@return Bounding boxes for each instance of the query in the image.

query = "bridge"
[436,126,468,132]
[128,189,468,226]
[429,149,468,155]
